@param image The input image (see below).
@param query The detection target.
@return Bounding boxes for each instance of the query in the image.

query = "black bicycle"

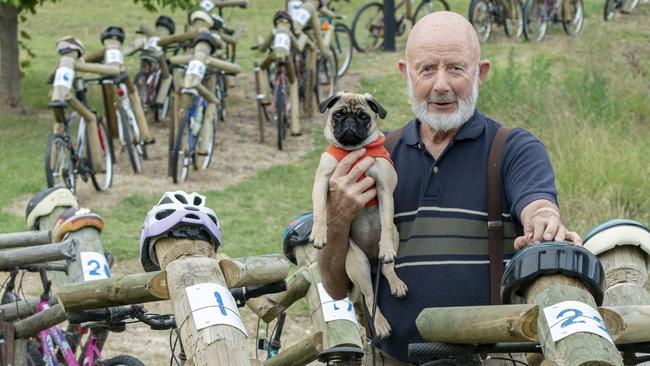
[604,0,641,20]
[469,0,524,42]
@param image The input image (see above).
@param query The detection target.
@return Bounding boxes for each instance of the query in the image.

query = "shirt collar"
[402,109,485,146]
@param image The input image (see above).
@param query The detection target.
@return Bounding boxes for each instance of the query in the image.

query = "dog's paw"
[373,311,392,339]
[388,278,408,298]
[378,244,396,264]
[310,225,327,249]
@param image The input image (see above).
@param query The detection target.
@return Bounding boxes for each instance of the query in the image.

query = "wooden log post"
[293,244,364,351]
[0,297,57,322]
[219,254,290,288]
[0,240,76,270]
[247,267,310,323]
[0,230,50,249]
[523,274,622,366]
[154,237,250,366]
[596,246,650,306]
[13,304,66,338]
[263,332,323,366]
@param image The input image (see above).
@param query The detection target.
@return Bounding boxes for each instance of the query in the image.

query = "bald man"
[318,12,581,365]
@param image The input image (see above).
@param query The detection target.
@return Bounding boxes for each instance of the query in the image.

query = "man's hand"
[514,200,582,250]
[326,148,377,226]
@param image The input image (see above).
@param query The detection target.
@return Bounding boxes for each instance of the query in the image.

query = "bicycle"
[351,0,450,52]
[604,0,641,20]
[522,0,584,42]
[468,0,524,42]
[47,38,114,193]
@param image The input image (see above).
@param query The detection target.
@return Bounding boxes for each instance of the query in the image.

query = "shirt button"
[433,166,439,174]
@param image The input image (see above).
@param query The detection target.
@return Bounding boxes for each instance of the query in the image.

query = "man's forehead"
[405,13,480,64]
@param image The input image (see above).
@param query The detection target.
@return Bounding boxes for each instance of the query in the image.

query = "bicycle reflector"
[321,21,330,31]
[500,242,605,305]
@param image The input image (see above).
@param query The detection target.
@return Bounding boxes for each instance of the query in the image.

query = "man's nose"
[431,70,451,95]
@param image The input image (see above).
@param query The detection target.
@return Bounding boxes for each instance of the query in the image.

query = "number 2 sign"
[543,300,613,343]
[80,252,111,281]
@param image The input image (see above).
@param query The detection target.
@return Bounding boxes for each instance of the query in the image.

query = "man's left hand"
[514,200,582,250]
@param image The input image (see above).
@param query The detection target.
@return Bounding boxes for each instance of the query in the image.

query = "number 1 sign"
[317,283,358,325]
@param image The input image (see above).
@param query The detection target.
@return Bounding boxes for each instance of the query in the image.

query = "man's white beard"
[407,68,480,132]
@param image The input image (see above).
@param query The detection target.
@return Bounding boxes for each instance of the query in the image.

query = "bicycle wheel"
[26,340,44,366]
[273,81,287,151]
[469,0,493,42]
[100,354,145,366]
[89,119,114,191]
[215,72,228,122]
[45,134,76,193]
[523,0,548,42]
[117,107,142,174]
[195,104,216,171]
[315,48,339,106]
[561,0,584,36]
[623,0,641,12]
[351,2,384,52]
[171,112,191,183]
[333,23,354,78]
[503,0,524,38]
[603,0,618,20]
[414,0,451,24]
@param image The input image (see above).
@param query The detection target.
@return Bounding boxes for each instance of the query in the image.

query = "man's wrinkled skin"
[318,12,581,301]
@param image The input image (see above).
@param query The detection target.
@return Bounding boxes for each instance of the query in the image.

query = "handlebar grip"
[230,281,287,307]
[67,306,134,324]
[408,343,473,364]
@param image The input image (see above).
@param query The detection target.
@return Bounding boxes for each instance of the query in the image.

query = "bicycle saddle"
[500,242,605,305]
[192,31,221,54]
[317,346,364,363]
[26,187,78,230]
[583,219,650,265]
[282,213,313,265]
[52,207,105,242]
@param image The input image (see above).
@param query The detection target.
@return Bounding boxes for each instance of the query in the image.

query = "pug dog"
[311,92,407,339]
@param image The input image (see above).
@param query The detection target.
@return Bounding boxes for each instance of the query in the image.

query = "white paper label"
[185,283,247,335]
[543,300,613,343]
[80,252,111,281]
[186,59,206,79]
[316,283,358,325]
[53,67,75,89]
[273,33,291,52]
[200,0,215,11]
[144,36,161,52]
[104,48,124,65]
[287,1,302,16]
[293,8,311,26]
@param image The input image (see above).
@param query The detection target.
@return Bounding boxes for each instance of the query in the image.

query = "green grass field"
[0,0,649,263]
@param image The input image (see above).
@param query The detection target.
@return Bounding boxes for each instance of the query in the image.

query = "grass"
[1,0,649,262]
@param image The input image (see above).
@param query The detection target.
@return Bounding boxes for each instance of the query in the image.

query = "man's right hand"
[326,148,377,226]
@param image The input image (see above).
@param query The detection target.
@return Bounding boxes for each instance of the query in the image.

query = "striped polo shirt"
[374,110,558,362]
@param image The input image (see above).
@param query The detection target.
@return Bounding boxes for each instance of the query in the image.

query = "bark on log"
[598,246,650,306]
[247,268,310,323]
[263,332,323,366]
[155,238,250,366]
[0,230,51,249]
[0,240,76,270]
[219,254,290,288]
[13,304,66,338]
[0,296,58,322]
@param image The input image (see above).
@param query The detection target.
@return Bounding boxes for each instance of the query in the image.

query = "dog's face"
[319,92,387,149]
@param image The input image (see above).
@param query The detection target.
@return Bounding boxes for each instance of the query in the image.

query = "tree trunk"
[0,2,22,111]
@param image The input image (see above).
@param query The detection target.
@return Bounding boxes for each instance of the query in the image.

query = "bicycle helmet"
[100,26,125,45]
[500,242,605,305]
[56,36,85,58]
[140,191,222,272]
[52,207,104,242]
[273,10,295,33]
[26,187,78,230]
[189,9,214,28]
[210,14,226,31]
[192,31,220,53]
[583,219,650,267]
[282,213,313,265]
[155,15,176,35]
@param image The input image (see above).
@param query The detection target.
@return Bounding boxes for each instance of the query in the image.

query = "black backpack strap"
[383,126,405,153]
[487,126,512,305]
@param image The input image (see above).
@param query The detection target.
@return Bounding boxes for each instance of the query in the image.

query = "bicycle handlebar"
[231,281,287,307]
[212,0,248,8]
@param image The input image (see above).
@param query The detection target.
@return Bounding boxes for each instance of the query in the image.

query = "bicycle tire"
[45,133,76,193]
[468,0,493,42]
[171,112,191,183]
[603,0,618,20]
[523,0,548,42]
[274,81,287,151]
[351,2,385,52]
[27,339,45,366]
[503,0,524,38]
[561,0,584,36]
[414,0,451,24]
[89,118,114,191]
[117,107,142,174]
[334,23,354,78]
[195,103,217,171]
[98,354,145,366]
[624,0,641,12]
[315,48,339,107]
[216,72,228,122]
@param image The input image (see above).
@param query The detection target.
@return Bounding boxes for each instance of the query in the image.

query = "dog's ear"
[319,93,342,114]
[364,94,387,119]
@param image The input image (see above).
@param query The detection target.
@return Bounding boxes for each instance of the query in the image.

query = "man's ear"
[318,93,342,113]
[363,93,387,119]
[398,59,408,80]
[478,60,491,85]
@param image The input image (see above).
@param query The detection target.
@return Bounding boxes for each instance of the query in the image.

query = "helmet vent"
[186,213,200,220]
[159,197,173,205]
[155,210,174,220]
[208,215,218,225]
[175,194,188,204]
[185,206,199,211]
[193,196,203,206]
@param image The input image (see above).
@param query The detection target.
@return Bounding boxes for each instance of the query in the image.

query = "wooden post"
[13,304,66,338]
[247,268,310,323]
[154,237,250,366]
[218,254,290,288]
[253,62,265,143]
[0,240,76,270]
[0,230,50,249]
[293,244,363,351]
[263,332,323,366]
[523,274,622,366]
[597,246,650,306]
[0,297,57,322]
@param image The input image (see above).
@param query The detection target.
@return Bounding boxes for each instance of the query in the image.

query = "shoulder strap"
[487,126,512,305]
[383,126,405,153]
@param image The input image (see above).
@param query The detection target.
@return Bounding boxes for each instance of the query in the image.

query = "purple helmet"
[140,191,222,272]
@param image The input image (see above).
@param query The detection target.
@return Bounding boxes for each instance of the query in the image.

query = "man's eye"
[452,65,464,71]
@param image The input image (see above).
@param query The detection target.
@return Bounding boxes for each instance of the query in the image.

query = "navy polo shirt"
[374,110,558,362]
